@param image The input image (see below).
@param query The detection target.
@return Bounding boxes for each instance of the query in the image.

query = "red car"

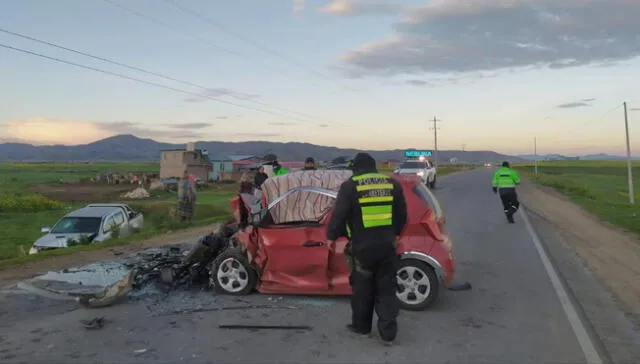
[214,170,455,310]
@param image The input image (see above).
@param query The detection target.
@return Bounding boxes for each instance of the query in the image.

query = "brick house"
[160,143,212,181]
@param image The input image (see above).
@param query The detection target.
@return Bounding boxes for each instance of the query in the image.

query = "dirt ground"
[0,224,220,288]
[518,180,640,323]
[29,183,138,202]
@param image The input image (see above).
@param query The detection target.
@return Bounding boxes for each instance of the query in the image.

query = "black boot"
[507,213,515,224]
[346,324,370,335]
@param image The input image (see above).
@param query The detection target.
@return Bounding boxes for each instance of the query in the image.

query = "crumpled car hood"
[33,233,90,248]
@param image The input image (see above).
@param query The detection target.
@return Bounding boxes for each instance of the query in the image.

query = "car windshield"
[50,217,102,234]
[412,184,443,218]
[399,161,427,169]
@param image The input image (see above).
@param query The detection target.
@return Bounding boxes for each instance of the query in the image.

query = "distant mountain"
[518,153,639,161]
[0,134,524,163]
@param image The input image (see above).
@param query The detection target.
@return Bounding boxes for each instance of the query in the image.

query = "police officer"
[326,153,407,345]
[492,161,521,223]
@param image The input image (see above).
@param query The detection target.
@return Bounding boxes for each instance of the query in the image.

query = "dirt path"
[518,180,640,322]
[0,224,219,287]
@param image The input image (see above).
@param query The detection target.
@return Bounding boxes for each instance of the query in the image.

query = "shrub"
[0,195,64,213]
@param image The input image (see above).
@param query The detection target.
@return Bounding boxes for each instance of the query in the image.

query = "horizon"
[1,1,639,156]
[1,133,637,158]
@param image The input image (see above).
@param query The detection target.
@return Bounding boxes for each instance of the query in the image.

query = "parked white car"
[394,159,437,189]
[29,203,144,255]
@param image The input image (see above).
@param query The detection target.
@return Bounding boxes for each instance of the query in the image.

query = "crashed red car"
[215,170,455,310]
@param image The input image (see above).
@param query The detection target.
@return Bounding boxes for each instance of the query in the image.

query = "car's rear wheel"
[211,248,257,295]
[396,259,439,311]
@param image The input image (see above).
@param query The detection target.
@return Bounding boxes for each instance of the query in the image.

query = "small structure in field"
[160,142,212,181]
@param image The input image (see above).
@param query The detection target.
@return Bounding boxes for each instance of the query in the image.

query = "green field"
[0,162,234,264]
[515,160,640,235]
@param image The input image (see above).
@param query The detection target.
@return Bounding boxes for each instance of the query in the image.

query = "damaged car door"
[257,189,332,294]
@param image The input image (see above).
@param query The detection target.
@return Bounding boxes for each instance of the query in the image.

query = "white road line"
[520,206,603,364]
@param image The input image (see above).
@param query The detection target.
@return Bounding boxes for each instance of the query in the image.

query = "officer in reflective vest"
[327,153,407,345]
[492,161,521,223]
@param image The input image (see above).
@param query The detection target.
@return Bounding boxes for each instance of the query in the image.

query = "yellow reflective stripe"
[352,173,388,181]
[363,219,392,228]
[358,196,393,204]
[356,183,393,191]
[362,205,392,215]
[362,213,392,222]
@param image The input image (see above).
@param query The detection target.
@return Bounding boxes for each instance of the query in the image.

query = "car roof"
[66,206,120,218]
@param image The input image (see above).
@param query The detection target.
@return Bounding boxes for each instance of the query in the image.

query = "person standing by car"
[326,152,407,345]
[178,170,197,222]
[492,161,521,223]
[303,157,316,170]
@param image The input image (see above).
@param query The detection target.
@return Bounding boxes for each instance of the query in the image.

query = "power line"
[161,0,386,104]
[0,42,335,125]
[0,27,332,124]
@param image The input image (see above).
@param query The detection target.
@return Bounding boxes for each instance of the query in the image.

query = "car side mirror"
[41,227,51,234]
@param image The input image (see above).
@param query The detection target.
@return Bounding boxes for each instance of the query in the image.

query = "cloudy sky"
[1,0,639,155]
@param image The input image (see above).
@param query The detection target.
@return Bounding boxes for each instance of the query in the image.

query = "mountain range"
[517,153,640,161]
[0,135,522,163]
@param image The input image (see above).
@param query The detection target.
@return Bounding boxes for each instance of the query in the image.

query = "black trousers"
[350,254,399,342]
[499,188,519,216]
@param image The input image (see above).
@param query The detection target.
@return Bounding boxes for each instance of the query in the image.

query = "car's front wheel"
[395,259,440,311]
[428,176,437,189]
[211,248,257,295]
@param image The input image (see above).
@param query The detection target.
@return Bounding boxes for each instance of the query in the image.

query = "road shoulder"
[519,180,640,363]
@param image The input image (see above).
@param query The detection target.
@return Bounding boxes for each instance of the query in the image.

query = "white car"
[394,159,437,189]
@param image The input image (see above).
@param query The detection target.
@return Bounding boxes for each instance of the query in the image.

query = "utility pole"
[430,116,441,168]
[461,144,466,152]
[534,137,538,177]
[623,102,635,204]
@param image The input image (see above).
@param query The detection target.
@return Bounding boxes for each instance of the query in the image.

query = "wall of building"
[160,150,187,179]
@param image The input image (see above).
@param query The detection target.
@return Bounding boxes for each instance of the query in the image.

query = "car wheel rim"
[217,257,249,293]
[396,266,431,305]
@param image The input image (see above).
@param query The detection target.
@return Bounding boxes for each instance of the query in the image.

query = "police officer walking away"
[326,153,407,345]
[492,161,521,223]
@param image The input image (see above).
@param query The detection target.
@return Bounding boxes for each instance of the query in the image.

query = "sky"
[1,0,639,156]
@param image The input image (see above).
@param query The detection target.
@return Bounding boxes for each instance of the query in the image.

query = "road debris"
[218,324,312,330]
[80,316,106,330]
[154,304,299,317]
[133,348,148,355]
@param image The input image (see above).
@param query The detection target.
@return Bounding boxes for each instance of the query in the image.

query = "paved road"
[0,169,637,363]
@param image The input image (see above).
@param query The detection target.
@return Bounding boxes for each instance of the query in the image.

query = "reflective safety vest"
[350,172,395,230]
[492,167,520,188]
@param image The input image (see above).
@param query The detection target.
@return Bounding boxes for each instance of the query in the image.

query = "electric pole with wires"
[623,102,635,204]
[430,116,441,168]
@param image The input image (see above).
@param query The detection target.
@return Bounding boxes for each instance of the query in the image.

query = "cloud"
[293,0,305,13]
[216,116,229,120]
[227,132,280,138]
[318,124,330,128]
[268,122,296,126]
[183,88,260,103]
[166,122,212,129]
[556,102,592,109]
[320,0,405,16]
[631,108,640,111]
[338,0,640,78]
[406,79,432,87]
[581,98,596,102]
[0,118,199,145]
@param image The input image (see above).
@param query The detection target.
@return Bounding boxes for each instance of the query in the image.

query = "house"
[160,142,212,181]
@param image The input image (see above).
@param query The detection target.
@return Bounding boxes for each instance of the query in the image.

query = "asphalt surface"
[1,168,638,363]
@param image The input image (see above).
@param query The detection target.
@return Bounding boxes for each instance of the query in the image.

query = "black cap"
[305,157,315,163]
[351,153,376,172]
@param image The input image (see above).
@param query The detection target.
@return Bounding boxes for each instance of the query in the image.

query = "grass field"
[515,160,640,235]
[0,162,234,264]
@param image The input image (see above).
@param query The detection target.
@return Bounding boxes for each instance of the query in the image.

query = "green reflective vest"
[274,167,289,176]
[492,167,520,188]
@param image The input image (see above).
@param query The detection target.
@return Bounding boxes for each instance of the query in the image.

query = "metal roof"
[227,154,260,161]
[66,206,121,218]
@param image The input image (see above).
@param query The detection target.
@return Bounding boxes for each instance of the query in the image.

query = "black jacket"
[326,170,407,264]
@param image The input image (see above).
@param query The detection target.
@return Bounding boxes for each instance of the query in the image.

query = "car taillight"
[420,211,444,241]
